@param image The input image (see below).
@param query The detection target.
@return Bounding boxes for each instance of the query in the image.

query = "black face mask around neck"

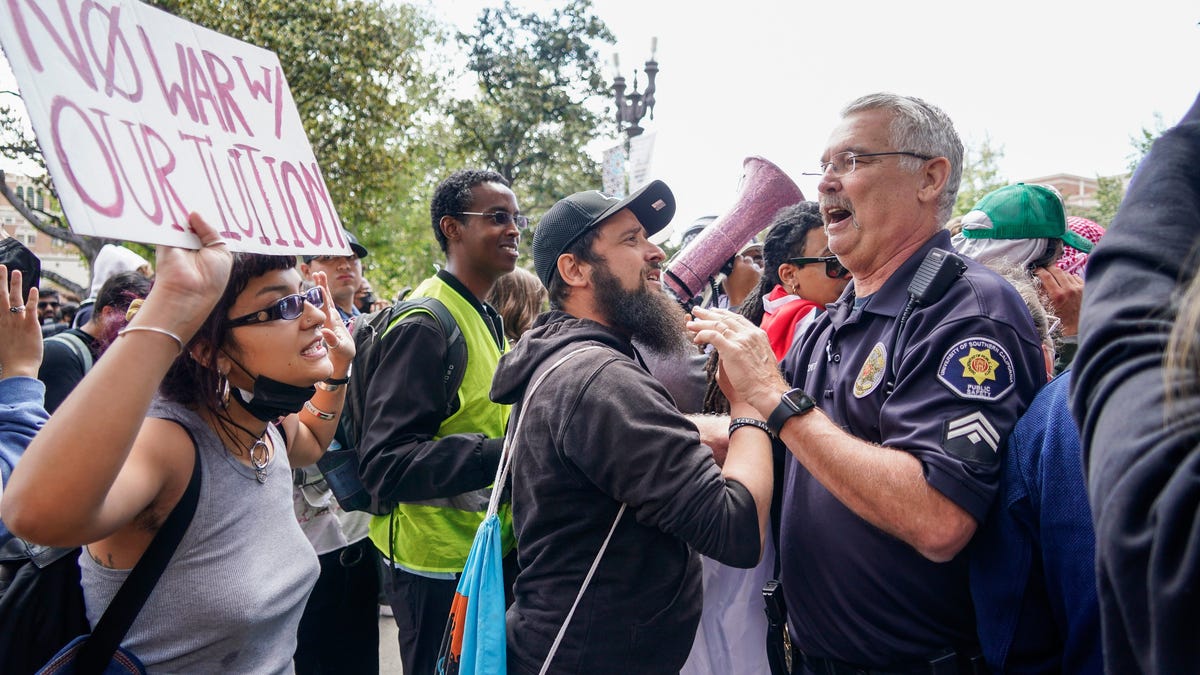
[224,353,316,421]
[230,377,316,421]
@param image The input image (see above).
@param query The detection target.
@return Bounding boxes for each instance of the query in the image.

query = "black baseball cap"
[532,180,676,288]
[302,231,368,263]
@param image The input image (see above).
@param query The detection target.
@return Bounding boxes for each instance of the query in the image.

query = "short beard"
[592,260,691,356]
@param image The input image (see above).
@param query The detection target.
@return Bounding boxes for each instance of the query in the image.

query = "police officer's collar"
[834,230,955,320]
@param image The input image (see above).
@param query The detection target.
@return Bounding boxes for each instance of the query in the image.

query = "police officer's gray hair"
[842,93,964,226]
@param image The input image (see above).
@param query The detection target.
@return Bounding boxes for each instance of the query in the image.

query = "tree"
[952,136,1007,219]
[1078,115,1165,228]
[451,0,616,214]
[145,0,448,296]
[0,95,117,292]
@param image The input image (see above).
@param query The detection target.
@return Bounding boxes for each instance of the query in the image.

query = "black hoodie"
[491,310,761,674]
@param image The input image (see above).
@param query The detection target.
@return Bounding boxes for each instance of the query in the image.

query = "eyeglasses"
[788,255,850,279]
[228,286,324,327]
[38,301,60,309]
[802,151,933,178]
[1047,316,1062,338]
[455,211,529,229]
[308,254,358,264]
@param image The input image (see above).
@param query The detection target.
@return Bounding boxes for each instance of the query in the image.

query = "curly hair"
[158,253,298,410]
[429,169,510,253]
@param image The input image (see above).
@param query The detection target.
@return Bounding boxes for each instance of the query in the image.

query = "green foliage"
[953,136,1007,220]
[1081,174,1125,228]
[450,0,616,214]
[143,0,446,298]
[1128,113,1166,173]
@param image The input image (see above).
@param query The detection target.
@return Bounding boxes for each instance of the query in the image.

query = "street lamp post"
[612,38,658,142]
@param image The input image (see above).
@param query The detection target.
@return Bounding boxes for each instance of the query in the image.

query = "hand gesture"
[0,266,42,380]
[688,306,787,414]
[310,271,355,375]
[1034,265,1084,338]
[130,213,234,340]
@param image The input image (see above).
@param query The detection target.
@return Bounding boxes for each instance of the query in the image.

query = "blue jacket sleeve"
[0,377,49,544]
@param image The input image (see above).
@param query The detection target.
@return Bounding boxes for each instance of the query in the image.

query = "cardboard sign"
[0,0,350,255]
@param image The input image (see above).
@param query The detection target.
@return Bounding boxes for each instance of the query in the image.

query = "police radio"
[884,249,967,396]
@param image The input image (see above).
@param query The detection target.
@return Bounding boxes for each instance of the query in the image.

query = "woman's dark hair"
[159,253,298,409]
[94,271,152,316]
[429,169,510,254]
[703,201,822,414]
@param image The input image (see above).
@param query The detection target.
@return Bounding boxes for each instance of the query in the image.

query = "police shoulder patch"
[936,336,1015,401]
[854,341,887,399]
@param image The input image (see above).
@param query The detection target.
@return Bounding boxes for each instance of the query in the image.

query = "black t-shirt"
[38,329,98,414]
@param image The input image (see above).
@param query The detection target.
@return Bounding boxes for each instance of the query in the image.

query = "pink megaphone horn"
[663,156,805,308]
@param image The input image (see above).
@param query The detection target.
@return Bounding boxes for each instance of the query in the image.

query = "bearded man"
[489,182,774,674]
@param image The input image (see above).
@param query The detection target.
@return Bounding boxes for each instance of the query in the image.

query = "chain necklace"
[220,415,271,484]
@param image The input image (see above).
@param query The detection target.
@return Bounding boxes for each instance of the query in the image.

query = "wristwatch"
[767,388,816,436]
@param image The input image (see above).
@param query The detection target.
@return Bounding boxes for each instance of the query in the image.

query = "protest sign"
[0,0,350,255]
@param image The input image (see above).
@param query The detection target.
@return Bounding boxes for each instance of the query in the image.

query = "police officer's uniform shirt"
[778,230,1045,668]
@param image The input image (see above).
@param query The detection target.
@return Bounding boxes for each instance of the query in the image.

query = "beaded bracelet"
[728,417,772,437]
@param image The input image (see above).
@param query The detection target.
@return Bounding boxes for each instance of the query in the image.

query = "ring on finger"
[9,306,25,314]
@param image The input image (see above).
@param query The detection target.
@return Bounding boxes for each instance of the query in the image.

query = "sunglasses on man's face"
[788,255,850,279]
[228,286,324,327]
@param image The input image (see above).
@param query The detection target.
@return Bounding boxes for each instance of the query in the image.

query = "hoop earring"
[217,371,230,409]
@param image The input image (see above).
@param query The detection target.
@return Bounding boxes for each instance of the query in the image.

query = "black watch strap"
[767,388,816,436]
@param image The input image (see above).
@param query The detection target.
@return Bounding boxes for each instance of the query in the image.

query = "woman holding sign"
[1,214,354,673]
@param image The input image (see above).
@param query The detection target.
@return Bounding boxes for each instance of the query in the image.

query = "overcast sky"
[4,0,1198,245]
[425,0,1200,241]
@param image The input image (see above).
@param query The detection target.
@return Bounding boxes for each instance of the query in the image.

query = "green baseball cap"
[960,183,1093,253]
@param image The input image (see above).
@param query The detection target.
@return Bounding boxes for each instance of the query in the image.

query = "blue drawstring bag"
[438,513,507,675]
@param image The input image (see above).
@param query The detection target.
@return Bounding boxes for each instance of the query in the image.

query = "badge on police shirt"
[854,342,887,398]
[936,336,1015,401]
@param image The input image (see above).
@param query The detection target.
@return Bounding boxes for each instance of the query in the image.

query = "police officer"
[691,93,1044,674]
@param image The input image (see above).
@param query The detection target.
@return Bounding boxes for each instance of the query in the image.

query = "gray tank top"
[79,400,320,674]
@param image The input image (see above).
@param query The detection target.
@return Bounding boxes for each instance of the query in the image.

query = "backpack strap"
[71,426,203,672]
[384,297,467,418]
[46,332,93,374]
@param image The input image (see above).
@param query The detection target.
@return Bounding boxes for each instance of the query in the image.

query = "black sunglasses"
[228,286,324,327]
[788,255,849,279]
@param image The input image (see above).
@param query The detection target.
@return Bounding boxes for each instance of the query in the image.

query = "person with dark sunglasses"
[3,214,355,672]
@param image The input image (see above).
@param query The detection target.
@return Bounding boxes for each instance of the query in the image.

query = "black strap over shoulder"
[72,430,203,673]
[399,297,466,411]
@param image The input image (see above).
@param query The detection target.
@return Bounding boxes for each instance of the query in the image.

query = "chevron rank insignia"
[942,411,1001,463]
[937,337,1015,401]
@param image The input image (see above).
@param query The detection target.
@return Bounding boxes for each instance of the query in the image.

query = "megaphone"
[663,156,804,308]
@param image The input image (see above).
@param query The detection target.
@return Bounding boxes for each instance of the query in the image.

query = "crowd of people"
[1,87,1198,675]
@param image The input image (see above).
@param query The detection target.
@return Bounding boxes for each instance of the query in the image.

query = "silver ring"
[9,306,25,314]
[324,338,340,349]
[203,239,228,248]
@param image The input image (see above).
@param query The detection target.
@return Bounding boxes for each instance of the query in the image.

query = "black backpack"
[317,297,466,515]
[0,541,89,675]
